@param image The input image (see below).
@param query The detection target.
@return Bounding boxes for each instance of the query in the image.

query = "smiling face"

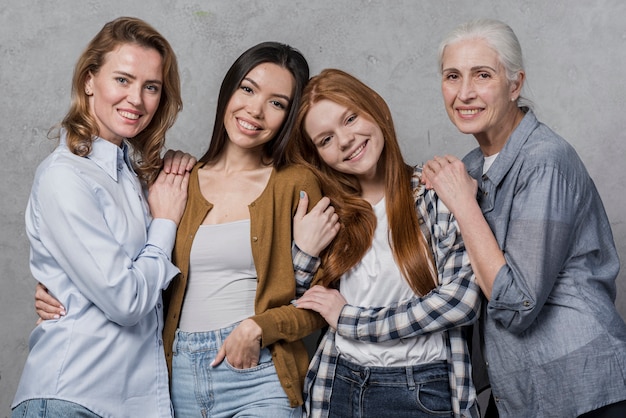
[85,43,163,146]
[441,38,523,150]
[304,99,385,182]
[223,63,295,153]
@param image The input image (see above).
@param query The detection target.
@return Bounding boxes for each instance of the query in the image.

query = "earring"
[85,89,92,95]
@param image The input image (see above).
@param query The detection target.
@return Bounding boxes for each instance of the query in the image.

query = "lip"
[236,117,262,132]
[344,140,368,161]
[455,105,483,118]
[118,109,142,122]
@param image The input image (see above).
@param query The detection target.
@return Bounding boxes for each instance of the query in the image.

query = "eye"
[241,85,253,94]
[116,77,128,84]
[145,84,160,93]
[346,114,357,124]
[319,136,332,147]
[477,72,491,80]
[270,100,287,110]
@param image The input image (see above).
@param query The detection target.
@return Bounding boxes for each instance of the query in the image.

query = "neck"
[476,107,525,156]
[359,177,385,206]
[214,143,270,173]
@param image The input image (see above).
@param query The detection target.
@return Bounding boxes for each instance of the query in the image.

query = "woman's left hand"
[294,285,346,329]
[162,149,196,175]
[211,319,262,369]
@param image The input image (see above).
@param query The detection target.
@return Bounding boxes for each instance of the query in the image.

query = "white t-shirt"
[335,198,446,366]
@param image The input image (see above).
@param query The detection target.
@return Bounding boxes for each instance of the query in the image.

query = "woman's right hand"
[422,155,478,215]
[35,283,65,324]
[293,192,340,257]
[148,169,189,226]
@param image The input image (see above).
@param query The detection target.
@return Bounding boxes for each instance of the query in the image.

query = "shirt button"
[523,300,531,307]
[158,340,163,346]
[252,237,258,242]
[157,303,162,309]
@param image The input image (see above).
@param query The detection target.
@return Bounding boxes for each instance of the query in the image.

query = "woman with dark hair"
[161,42,338,417]
[12,17,188,418]
[288,68,481,417]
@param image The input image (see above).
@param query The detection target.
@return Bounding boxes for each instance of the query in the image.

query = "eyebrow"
[243,77,291,103]
[442,65,497,73]
[113,70,163,85]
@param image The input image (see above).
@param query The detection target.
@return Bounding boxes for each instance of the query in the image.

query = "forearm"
[452,200,504,300]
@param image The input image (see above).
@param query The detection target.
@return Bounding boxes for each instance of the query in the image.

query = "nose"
[246,96,264,119]
[126,85,143,107]
[458,77,476,102]
[337,127,354,151]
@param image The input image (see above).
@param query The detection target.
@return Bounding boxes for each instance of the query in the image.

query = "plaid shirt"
[294,166,480,418]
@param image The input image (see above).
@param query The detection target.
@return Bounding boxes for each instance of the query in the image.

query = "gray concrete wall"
[1,0,625,414]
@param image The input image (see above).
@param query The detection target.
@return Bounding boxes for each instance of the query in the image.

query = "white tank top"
[179,220,257,332]
[335,198,446,366]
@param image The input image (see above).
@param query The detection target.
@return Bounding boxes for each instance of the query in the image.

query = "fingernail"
[290,299,298,307]
[53,314,60,319]
[300,191,305,199]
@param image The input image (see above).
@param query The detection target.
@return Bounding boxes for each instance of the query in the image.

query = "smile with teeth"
[346,142,367,160]
[458,108,481,116]
[238,118,260,131]
[119,110,140,120]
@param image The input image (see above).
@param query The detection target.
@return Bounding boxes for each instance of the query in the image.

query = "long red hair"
[287,69,436,295]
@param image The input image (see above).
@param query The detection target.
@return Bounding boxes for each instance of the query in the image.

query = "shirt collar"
[467,109,539,185]
[60,129,136,181]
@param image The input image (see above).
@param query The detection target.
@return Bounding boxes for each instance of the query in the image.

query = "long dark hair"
[199,42,309,169]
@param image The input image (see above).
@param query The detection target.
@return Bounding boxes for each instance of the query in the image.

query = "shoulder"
[34,146,88,188]
[410,165,432,206]
[272,164,320,189]
[520,120,586,181]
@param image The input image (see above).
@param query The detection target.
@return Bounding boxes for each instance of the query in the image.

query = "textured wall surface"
[1,0,625,414]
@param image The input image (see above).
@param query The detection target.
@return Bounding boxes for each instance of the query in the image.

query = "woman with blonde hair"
[12,16,188,417]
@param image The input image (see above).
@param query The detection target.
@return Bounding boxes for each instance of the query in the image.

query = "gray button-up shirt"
[465,110,626,417]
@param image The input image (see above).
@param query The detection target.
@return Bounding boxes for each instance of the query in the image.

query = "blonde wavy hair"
[56,16,182,185]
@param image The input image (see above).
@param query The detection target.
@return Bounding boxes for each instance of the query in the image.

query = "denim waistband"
[173,322,239,354]
[336,356,449,388]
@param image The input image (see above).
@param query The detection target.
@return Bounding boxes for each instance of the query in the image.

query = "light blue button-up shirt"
[13,132,179,417]
[465,110,626,417]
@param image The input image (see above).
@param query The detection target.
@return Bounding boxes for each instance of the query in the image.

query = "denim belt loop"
[405,365,416,391]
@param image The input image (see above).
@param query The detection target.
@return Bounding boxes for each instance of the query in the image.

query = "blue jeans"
[12,399,101,418]
[171,324,301,418]
[328,357,453,417]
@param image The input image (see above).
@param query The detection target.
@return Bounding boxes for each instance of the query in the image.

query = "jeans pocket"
[415,375,453,415]
[223,347,275,373]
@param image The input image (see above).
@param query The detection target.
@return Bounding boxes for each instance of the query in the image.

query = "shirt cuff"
[292,242,321,273]
[147,218,177,257]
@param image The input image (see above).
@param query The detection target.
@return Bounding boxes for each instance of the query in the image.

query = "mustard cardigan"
[163,162,327,406]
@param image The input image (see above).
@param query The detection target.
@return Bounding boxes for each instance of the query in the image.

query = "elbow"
[105,309,143,327]
[487,300,537,335]
[101,298,148,327]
